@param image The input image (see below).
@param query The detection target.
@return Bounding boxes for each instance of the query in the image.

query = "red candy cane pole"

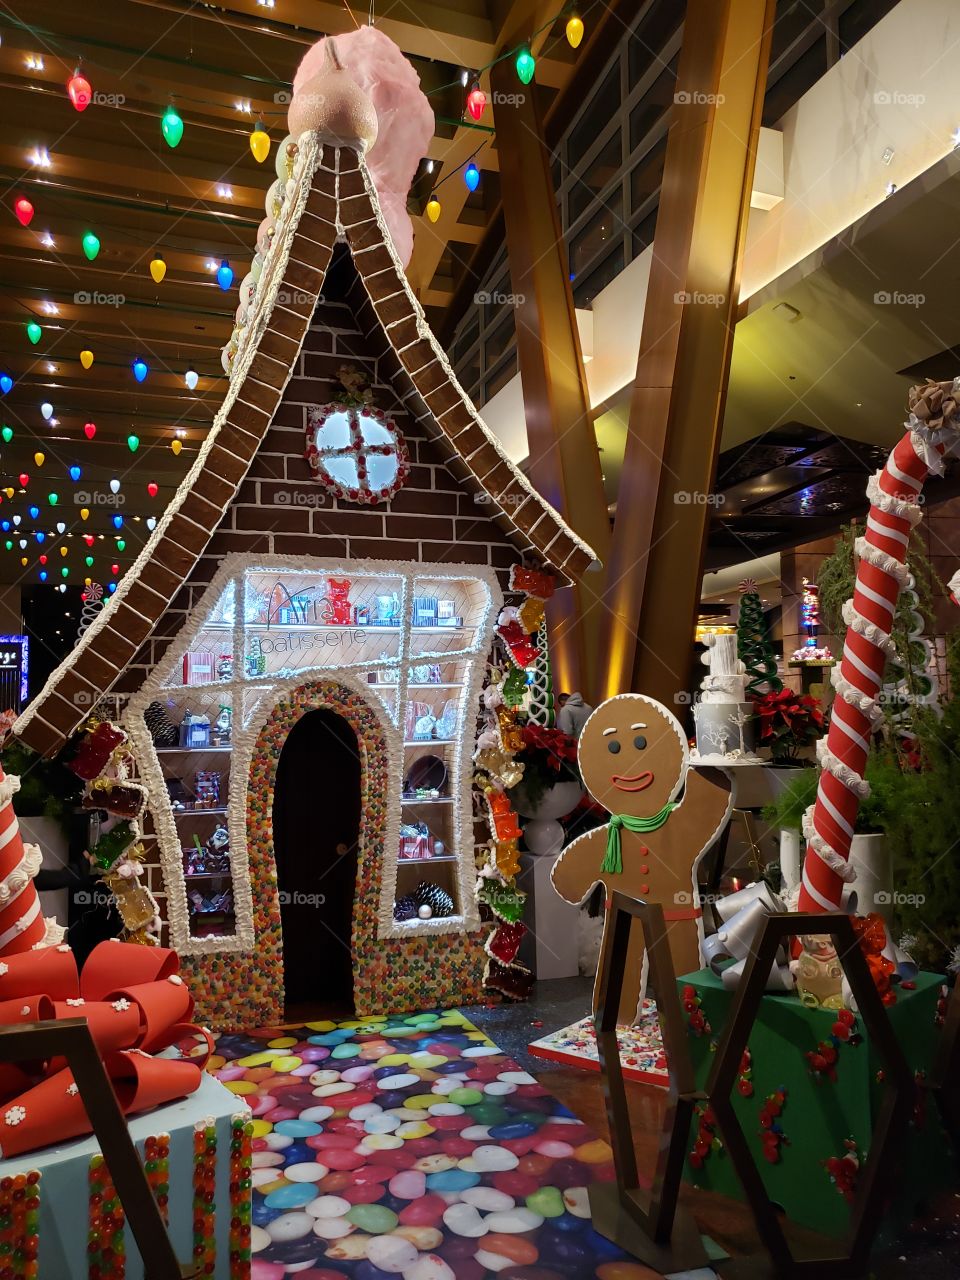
[0,762,56,955]
[798,382,959,912]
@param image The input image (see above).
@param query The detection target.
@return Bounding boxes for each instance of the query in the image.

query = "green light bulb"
[516,47,536,85]
[82,231,100,261]
[47,493,58,506]
[1,427,12,443]
[26,322,41,345]
[162,106,184,149]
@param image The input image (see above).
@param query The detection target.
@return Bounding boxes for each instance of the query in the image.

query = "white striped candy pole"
[798,380,960,913]
[0,762,48,954]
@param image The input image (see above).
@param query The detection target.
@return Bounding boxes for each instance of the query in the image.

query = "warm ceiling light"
[26,56,44,71]
[41,301,59,315]
[216,185,233,200]
[28,148,51,168]
[235,100,252,114]
[40,232,54,248]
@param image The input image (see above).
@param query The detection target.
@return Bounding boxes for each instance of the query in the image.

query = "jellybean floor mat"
[528,1003,669,1088]
[212,1010,706,1280]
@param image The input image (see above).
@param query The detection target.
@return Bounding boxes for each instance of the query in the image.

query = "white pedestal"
[517,853,581,980]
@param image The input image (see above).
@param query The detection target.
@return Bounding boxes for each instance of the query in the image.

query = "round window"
[306,403,410,504]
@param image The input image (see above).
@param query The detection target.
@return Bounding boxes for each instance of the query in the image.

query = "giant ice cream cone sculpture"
[0,759,64,956]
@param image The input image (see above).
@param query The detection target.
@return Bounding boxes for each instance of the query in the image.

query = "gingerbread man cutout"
[552,694,731,1024]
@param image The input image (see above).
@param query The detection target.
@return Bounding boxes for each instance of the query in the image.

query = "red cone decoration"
[67,72,92,112]
[13,197,34,227]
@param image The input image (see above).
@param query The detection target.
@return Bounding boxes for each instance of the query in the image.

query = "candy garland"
[142,1134,170,1225]
[0,1170,40,1279]
[495,566,555,670]
[67,722,160,946]
[799,379,960,916]
[192,1119,217,1274]
[228,1116,253,1278]
[473,670,532,1000]
[88,1155,125,1279]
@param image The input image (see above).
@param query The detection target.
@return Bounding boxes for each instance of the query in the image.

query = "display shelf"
[184,871,233,882]
[397,855,459,866]
[401,796,453,805]
[403,738,453,747]
[156,745,233,754]
[173,806,229,816]
[393,913,465,929]
[407,683,463,690]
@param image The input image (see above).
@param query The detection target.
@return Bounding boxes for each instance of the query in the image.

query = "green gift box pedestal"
[677,967,952,1239]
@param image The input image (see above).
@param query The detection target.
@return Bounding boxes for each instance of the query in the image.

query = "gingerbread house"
[13,134,596,1027]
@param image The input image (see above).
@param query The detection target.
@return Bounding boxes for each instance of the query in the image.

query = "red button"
[640,864,649,874]
[639,845,648,855]
[641,884,650,894]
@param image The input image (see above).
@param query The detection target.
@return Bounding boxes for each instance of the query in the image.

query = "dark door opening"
[273,707,361,1012]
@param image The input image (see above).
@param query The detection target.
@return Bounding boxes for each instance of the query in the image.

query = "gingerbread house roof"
[14,140,599,757]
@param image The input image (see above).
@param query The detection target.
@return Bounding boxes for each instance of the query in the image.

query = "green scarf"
[601,802,677,875]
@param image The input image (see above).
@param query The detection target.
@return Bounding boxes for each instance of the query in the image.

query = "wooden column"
[601,0,775,705]
[491,57,610,701]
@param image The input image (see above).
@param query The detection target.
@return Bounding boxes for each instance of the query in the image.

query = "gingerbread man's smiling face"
[577,693,688,817]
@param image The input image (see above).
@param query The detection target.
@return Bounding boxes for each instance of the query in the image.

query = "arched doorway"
[272,707,361,1011]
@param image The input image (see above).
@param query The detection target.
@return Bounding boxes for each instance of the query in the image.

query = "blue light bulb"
[0,376,11,395]
[464,161,480,192]
[107,581,116,593]
[39,571,46,582]
[133,358,148,383]
[1,522,8,532]
[217,260,234,291]
[69,465,81,482]
[112,514,123,529]
[35,531,44,543]
[28,506,39,519]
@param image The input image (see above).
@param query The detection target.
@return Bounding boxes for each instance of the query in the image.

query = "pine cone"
[393,895,418,922]
[413,882,454,918]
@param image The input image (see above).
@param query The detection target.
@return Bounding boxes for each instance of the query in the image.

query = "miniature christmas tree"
[737,579,782,697]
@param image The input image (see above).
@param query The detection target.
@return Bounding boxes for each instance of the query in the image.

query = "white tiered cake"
[692,633,760,762]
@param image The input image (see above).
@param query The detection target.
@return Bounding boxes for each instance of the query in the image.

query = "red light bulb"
[147,482,158,497]
[67,72,92,112]
[84,422,96,439]
[466,84,486,121]
[18,474,28,488]
[14,197,34,228]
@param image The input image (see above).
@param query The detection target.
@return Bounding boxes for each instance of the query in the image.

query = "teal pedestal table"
[677,967,952,1239]
[0,1070,246,1277]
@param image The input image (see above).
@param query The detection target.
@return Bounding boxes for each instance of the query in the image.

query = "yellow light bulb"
[3,488,12,500]
[80,507,89,520]
[566,13,584,48]
[426,197,441,223]
[171,438,182,456]
[250,123,271,164]
[20,557,27,567]
[80,349,94,370]
[34,452,45,467]
[60,546,67,557]
[150,254,167,284]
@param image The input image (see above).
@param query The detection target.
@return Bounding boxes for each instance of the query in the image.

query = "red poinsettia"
[511,725,581,809]
[752,688,824,760]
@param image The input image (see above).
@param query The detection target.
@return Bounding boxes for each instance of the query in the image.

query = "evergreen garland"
[737,579,782,696]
